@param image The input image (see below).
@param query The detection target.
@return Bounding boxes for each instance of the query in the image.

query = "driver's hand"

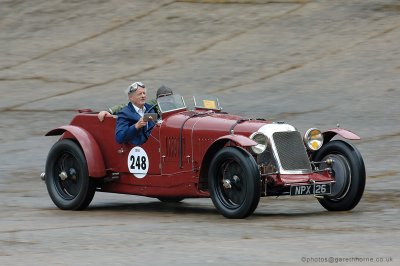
[98,111,112,122]
[135,117,147,129]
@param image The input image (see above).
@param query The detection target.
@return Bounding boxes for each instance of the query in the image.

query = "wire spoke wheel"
[320,154,351,200]
[313,140,365,211]
[209,147,260,219]
[45,139,96,210]
[218,160,246,207]
[54,153,81,199]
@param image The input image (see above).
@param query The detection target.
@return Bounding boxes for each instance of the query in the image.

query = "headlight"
[250,132,267,154]
[304,128,323,151]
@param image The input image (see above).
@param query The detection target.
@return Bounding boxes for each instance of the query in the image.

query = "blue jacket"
[115,102,156,145]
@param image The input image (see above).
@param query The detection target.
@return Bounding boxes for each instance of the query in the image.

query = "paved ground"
[0,0,399,265]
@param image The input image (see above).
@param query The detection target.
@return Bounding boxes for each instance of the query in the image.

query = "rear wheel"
[313,140,365,211]
[45,139,96,210]
[208,147,260,218]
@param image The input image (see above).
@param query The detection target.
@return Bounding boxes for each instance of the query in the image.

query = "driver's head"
[126,81,146,108]
[156,85,173,98]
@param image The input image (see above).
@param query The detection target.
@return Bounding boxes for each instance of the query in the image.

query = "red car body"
[44,95,365,218]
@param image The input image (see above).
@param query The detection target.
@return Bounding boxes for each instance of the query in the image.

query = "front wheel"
[313,140,365,211]
[208,147,260,219]
[45,139,96,210]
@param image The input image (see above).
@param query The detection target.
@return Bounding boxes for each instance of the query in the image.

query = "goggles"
[127,82,145,94]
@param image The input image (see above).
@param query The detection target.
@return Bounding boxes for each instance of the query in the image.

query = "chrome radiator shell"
[256,123,312,174]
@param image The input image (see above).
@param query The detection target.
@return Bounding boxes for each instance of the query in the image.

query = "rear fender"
[198,134,257,190]
[323,128,360,144]
[46,125,106,177]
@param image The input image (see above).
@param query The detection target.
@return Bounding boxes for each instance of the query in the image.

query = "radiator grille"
[272,131,311,171]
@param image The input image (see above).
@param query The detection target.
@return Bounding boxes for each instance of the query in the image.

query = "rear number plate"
[290,183,331,196]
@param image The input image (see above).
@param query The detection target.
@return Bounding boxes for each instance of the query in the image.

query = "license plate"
[290,183,331,196]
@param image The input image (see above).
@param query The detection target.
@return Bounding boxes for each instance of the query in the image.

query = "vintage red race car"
[42,94,365,218]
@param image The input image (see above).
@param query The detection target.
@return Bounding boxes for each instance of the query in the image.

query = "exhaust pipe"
[40,172,45,181]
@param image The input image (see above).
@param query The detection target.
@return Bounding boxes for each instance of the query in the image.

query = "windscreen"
[193,95,222,111]
[157,94,187,113]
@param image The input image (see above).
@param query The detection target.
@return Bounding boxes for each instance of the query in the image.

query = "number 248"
[130,155,147,170]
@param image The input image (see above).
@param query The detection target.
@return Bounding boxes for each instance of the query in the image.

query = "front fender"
[197,134,256,191]
[46,125,106,177]
[323,128,360,144]
[215,134,257,147]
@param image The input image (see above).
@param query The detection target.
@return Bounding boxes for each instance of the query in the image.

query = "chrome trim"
[257,123,312,174]
[249,132,267,154]
[303,127,323,151]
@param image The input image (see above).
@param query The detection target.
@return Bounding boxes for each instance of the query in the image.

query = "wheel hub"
[222,179,232,189]
[222,175,241,189]
[323,154,350,199]
[59,171,68,180]
[69,168,77,181]
[58,168,77,181]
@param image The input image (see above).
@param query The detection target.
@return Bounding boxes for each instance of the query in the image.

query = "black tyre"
[208,147,260,218]
[313,140,365,211]
[45,139,96,210]
[157,197,184,203]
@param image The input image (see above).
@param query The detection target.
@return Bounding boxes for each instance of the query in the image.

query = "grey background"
[0,0,398,265]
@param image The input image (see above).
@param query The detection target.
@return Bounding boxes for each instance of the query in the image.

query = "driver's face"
[129,87,146,108]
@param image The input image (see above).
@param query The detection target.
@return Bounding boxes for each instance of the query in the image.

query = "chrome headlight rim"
[250,132,267,154]
[304,128,323,151]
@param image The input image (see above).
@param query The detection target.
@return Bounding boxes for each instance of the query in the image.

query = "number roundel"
[127,147,149,178]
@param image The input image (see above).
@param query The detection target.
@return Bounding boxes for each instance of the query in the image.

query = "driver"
[98,85,173,122]
[114,81,158,145]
